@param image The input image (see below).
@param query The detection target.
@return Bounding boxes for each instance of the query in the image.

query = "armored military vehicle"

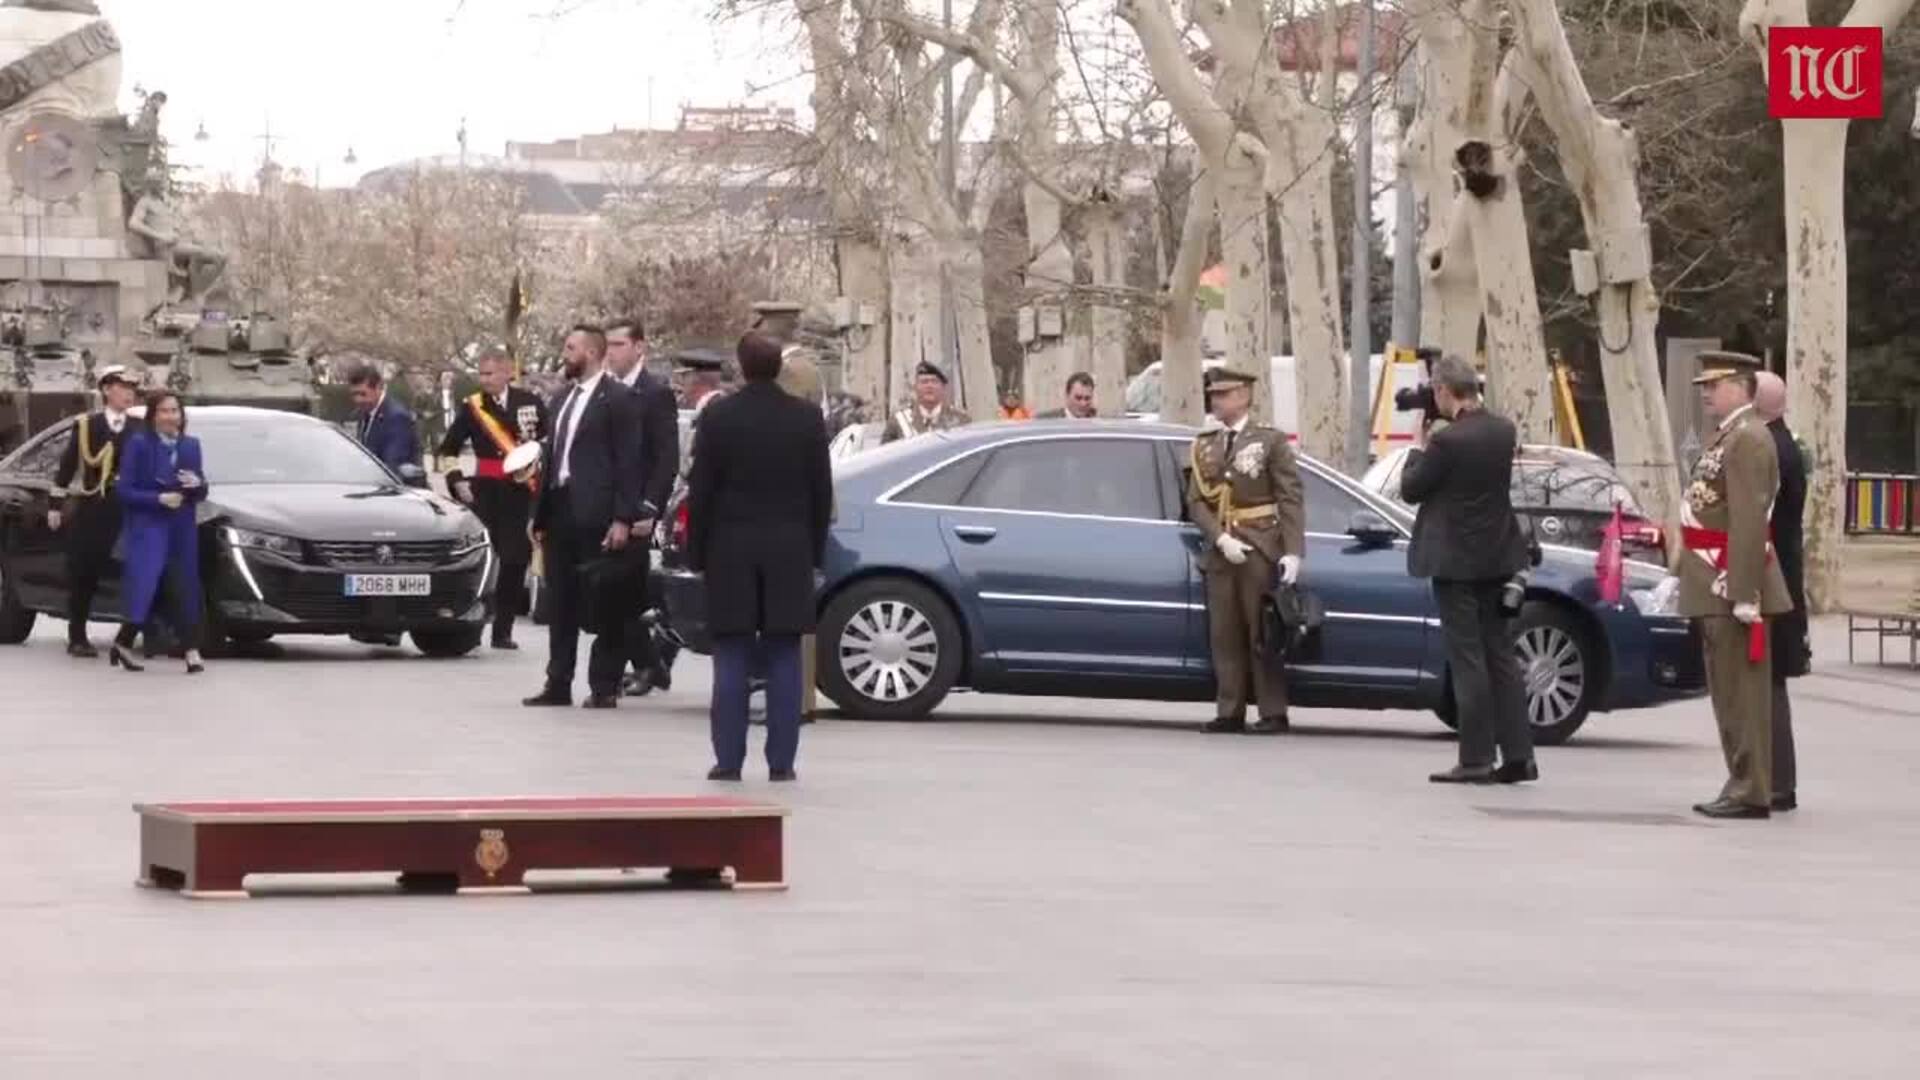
[0,304,106,452]
[142,309,318,415]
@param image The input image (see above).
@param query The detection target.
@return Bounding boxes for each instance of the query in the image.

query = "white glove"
[1216,534,1250,565]
[1278,554,1302,585]
[1732,602,1760,625]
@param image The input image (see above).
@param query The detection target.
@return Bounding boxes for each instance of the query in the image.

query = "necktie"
[552,387,581,484]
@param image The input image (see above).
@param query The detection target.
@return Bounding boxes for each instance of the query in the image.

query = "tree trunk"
[1086,198,1130,418]
[1738,0,1914,611]
[835,232,889,406]
[1161,172,1217,427]
[948,240,997,416]
[888,238,941,407]
[1215,156,1272,422]
[1511,0,1679,525]
[1459,51,1551,441]
[1403,0,1480,362]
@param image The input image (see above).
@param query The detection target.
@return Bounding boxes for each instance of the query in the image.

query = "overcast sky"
[99,0,812,188]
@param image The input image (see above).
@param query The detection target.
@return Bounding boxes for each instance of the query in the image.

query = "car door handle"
[951,524,997,543]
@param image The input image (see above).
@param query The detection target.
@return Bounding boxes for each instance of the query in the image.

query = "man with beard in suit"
[523,324,650,709]
[438,348,548,650]
[1753,370,1807,812]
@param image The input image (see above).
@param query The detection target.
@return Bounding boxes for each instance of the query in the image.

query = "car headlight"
[451,524,490,557]
[1628,575,1681,616]
[225,526,302,560]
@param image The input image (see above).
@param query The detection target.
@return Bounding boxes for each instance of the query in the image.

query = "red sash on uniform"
[1680,525,1771,663]
[467,394,534,490]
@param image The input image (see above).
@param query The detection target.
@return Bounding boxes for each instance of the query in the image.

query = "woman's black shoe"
[706,765,742,782]
[108,645,145,672]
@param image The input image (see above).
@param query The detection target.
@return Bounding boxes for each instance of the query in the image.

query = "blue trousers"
[712,633,802,772]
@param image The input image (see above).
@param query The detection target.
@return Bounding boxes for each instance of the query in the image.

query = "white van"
[1123,354,1424,451]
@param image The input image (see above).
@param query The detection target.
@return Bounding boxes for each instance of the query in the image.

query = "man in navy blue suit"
[346,364,420,474]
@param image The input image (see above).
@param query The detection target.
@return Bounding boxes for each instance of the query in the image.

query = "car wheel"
[1513,603,1594,746]
[412,627,484,659]
[818,577,962,720]
[1431,603,1594,746]
[0,559,34,645]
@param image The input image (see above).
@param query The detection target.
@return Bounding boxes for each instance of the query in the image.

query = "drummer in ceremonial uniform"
[437,347,548,650]
[880,360,971,443]
[1678,350,1793,819]
[49,365,144,657]
[1187,366,1305,734]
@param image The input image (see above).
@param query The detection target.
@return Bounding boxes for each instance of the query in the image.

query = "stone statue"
[127,176,225,306]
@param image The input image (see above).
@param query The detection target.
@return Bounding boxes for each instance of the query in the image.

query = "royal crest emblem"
[474,828,510,879]
[1232,439,1268,478]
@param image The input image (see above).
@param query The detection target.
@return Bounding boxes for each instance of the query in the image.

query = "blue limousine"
[661,421,1704,744]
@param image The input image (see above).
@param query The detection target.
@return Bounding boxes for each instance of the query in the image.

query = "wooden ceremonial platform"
[132,796,788,899]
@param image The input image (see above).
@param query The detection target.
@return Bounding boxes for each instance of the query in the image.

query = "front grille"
[310,540,455,568]
[253,565,482,624]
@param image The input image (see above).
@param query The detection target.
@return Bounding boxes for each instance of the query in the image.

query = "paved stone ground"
[2,614,1917,1077]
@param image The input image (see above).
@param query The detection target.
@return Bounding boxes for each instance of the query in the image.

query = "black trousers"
[541,497,626,699]
[471,479,533,643]
[1771,677,1798,799]
[64,497,120,644]
[1433,578,1533,768]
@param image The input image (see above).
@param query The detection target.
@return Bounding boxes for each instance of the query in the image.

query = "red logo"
[1768,27,1883,119]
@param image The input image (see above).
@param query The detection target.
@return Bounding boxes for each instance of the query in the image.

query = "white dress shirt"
[555,371,603,486]
[104,408,126,435]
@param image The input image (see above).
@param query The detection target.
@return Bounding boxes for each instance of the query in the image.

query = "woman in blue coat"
[112,391,209,673]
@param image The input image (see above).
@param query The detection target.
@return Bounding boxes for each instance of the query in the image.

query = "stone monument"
[0,1,171,396]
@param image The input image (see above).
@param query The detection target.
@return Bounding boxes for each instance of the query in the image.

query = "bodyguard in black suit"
[1755,372,1806,811]
[49,366,142,657]
[438,348,548,649]
[606,317,681,695]
[524,325,650,709]
[1400,353,1537,785]
[688,332,833,782]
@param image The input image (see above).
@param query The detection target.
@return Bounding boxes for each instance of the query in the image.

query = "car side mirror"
[395,462,429,490]
[1346,508,1398,548]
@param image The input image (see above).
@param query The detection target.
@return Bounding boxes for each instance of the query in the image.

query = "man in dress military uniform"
[1678,351,1794,820]
[49,366,142,657]
[881,361,971,443]
[1186,367,1305,734]
[437,348,548,650]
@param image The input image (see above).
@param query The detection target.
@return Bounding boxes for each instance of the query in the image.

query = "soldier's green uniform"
[1186,367,1306,734]
[1678,351,1793,817]
[881,360,971,444]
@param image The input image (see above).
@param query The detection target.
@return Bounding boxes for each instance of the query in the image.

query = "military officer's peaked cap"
[1204,366,1260,393]
[1692,350,1764,385]
[914,360,949,384]
[672,346,729,373]
[95,364,133,388]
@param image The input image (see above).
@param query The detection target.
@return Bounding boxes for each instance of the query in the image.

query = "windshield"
[194,414,398,486]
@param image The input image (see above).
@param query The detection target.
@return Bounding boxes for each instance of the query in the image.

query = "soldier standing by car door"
[1678,351,1793,820]
[881,361,971,443]
[437,348,547,650]
[1186,367,1305,734]
[48,366,142,658]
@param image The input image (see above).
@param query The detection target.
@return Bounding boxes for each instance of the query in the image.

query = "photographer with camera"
[1399,353,1538,785]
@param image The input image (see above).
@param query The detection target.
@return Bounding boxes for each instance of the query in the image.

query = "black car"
[0,406,496,656]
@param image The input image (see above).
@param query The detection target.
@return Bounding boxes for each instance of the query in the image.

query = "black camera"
[1392,346,1445,413]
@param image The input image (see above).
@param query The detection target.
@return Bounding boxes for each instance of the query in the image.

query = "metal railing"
[1845,473,1918,534]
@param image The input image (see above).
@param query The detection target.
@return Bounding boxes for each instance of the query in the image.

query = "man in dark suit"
[688,332,833,782]
[523,324,650,709]
[437,347,548,650]
[49,366,142,657]
[1401,353,1537,785]
[1754,371,1806,811]
[1036,371,1098,419]
[347,364,420,474]
[605,316,681,695]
